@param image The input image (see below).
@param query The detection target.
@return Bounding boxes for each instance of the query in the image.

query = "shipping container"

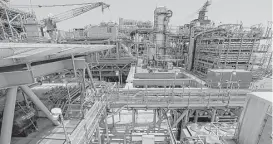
[237,92,272,144]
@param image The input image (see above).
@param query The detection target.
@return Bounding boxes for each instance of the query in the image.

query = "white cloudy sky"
[8,0,273,30]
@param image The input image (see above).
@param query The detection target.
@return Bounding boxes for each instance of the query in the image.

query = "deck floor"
[11,118,81,144]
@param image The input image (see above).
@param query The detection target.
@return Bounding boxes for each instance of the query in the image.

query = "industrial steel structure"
[0,0,272,144]
[192,24,272,78]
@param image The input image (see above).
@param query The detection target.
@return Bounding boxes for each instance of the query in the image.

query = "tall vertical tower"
[153,6,172,57]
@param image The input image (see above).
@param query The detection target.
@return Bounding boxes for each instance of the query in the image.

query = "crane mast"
[198,0,211,21]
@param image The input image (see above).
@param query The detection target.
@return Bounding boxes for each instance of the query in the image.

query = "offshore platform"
[0,0,272,144]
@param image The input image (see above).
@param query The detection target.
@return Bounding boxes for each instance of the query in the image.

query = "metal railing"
[182,122,238,144]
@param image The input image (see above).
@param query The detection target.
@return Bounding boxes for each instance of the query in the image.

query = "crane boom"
[40,2,109,42]
[41,2,109,27]
[49,2,110,23]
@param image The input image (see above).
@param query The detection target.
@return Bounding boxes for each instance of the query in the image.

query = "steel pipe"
[20,85,60,126]
[0,87,18,144]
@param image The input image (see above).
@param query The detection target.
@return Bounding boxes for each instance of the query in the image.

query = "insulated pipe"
[0,87,17,144]
[20,85,60,126]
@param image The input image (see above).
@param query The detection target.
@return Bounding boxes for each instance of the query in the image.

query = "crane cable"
[11,2,98,8]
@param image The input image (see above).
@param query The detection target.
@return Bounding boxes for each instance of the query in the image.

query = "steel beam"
[63,59,86,70]
[32,59,86,77]
[20,85,60,125]
[0,43,115,67]
[0,87,17,144]
[164,110,177,144]
[0,70,34,89]
[86,63,97,93]
[120,87,251,94]
[133,79,193,86]
[183,110,189,127]
[172,110,188,128]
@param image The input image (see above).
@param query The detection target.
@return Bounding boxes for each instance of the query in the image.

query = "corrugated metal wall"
[238,93,272,144]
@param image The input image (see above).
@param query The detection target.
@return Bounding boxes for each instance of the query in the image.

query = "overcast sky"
[9,0,272,30]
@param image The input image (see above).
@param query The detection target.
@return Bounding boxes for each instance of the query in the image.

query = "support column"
[180,116,184,142]
[183,110,189,127]
[96,125,101,144]
[116,42,120,59]
[119,112,121,122]
[158,109,162,131]
[71,55,77,78]
[105,116,109,143]
[125,125,129,144]
[173,110,178,126]
[194,110,199,123]
[81,69,86,118]
[132,109,135,131]
[112,109,115,128]
[0,87,17,144]
[20,85,60,125]
[124,135,127,144]
[99,69,102,81]
[153,110,157,133]
[211,109,217,122]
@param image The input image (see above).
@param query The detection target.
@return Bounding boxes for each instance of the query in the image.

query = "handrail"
[164,109,178,144]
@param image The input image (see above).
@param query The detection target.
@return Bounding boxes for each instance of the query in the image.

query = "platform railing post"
[104,113,109,143]
[132,109,135,131]
[112,109,115,127]
[20,85,60,126]
[0,87,18,144]
[71,54,77,78]
[153,109,157,133]
[96,125,101,144]
[86,63,97,93]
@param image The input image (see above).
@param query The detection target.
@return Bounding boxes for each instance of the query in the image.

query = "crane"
[198,0,211,21]
[40,2,110,41]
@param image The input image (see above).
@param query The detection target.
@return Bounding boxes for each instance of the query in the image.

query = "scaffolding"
[182,122,238,144]
[0,1,34,40]
[192,23,272,77]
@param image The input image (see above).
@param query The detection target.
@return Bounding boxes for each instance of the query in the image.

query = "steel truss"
[0,1,34,40]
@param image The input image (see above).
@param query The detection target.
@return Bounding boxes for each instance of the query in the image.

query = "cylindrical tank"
[154,6,172,56]
[154,7,168,48]
[156,14,165,31]
[155,33,164,46]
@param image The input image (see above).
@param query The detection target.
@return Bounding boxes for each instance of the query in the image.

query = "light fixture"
[115,70,119,76]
